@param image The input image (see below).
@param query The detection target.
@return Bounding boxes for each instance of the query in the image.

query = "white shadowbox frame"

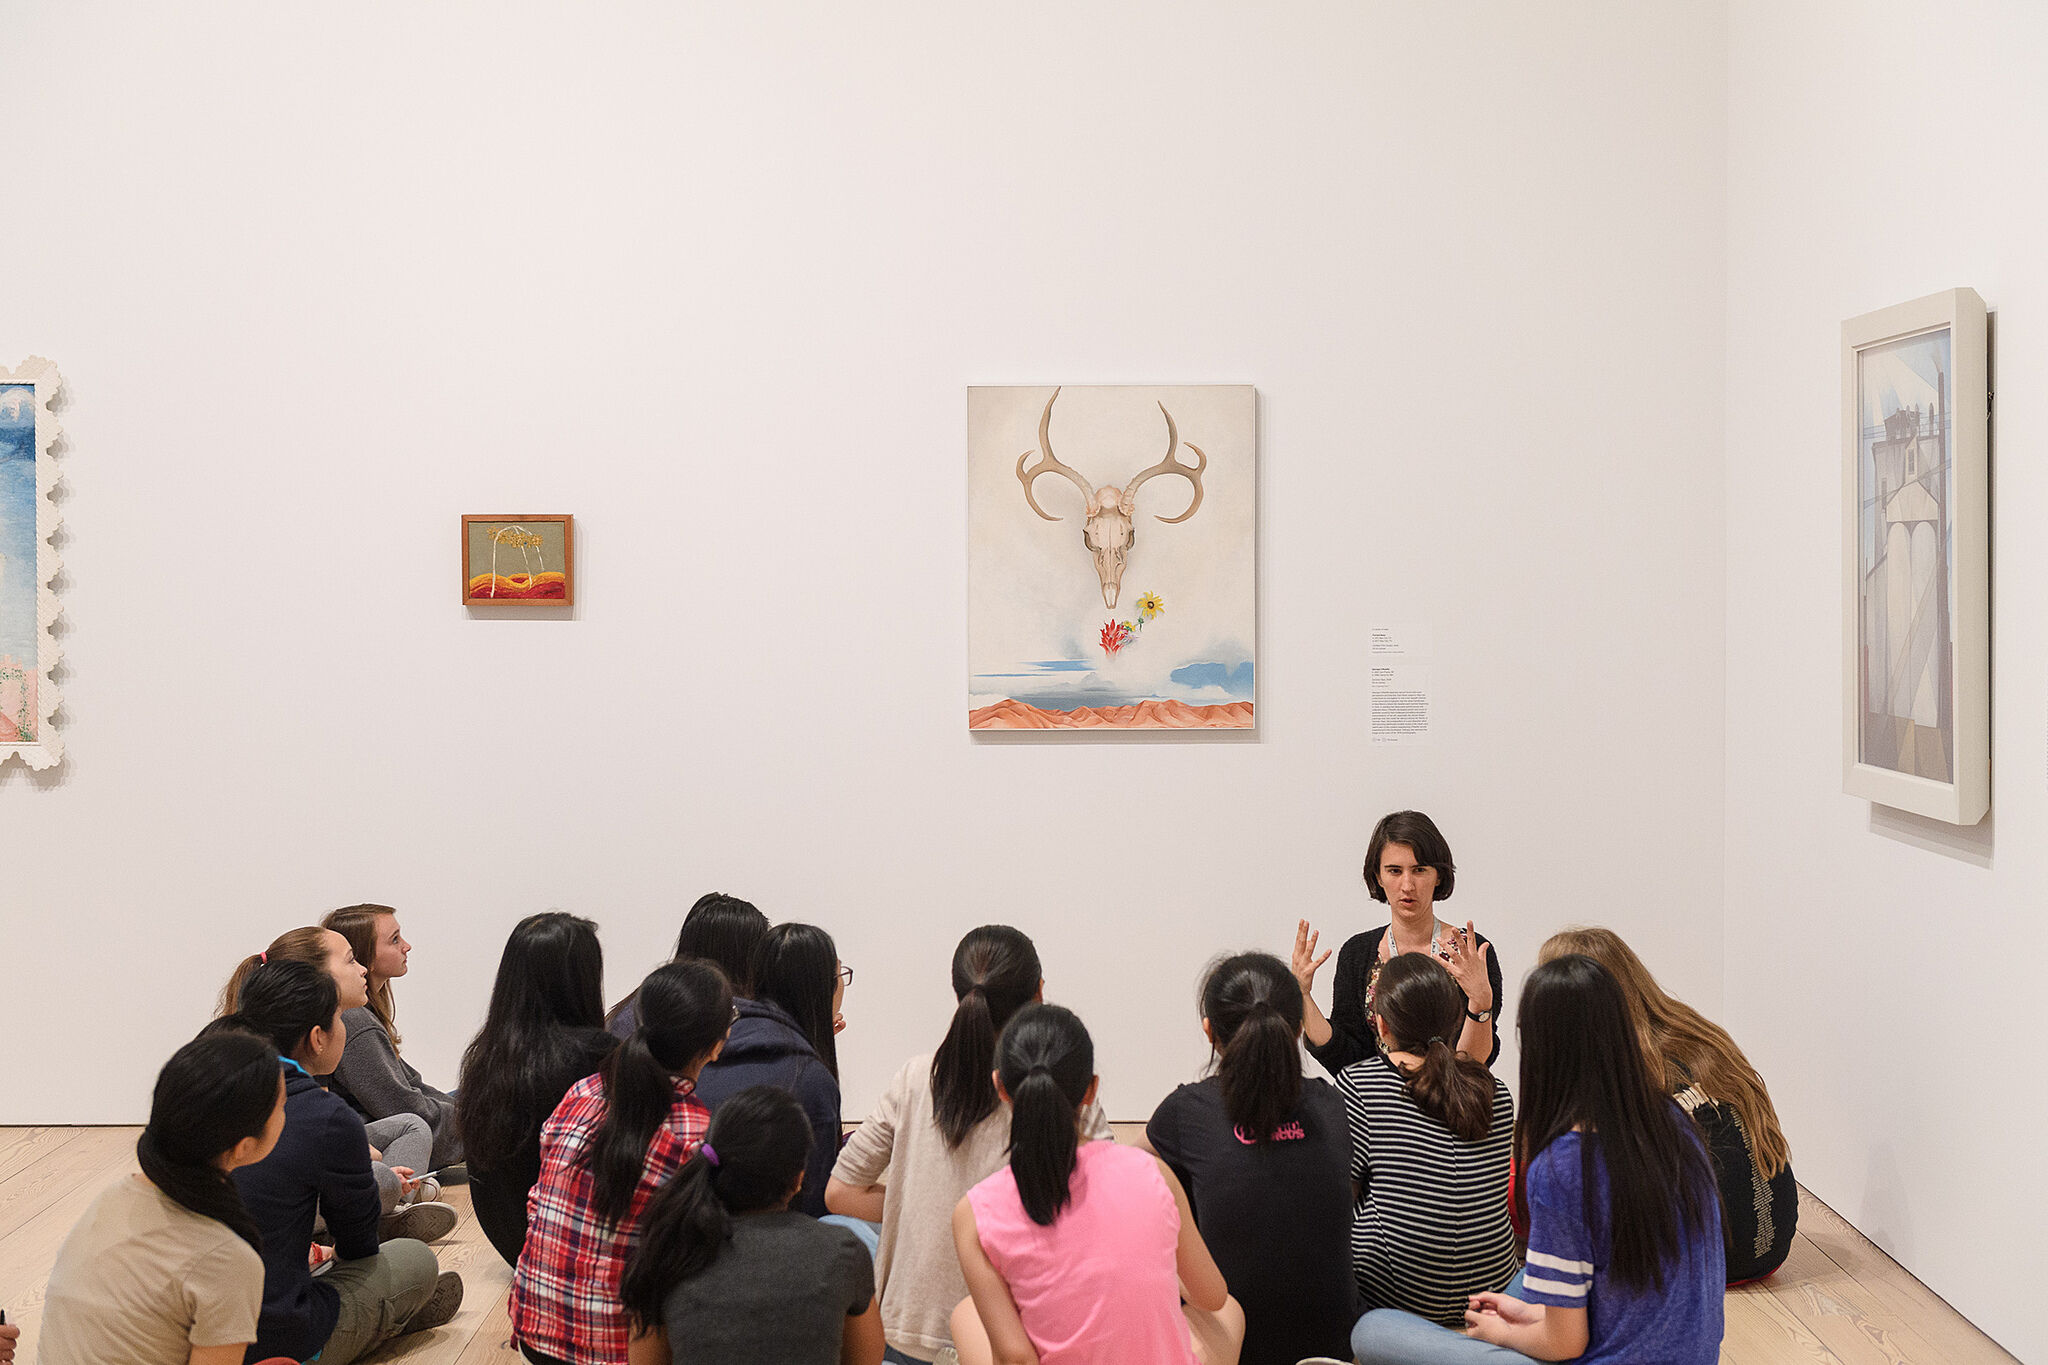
[1840,289,1988,824]
[0,356,64,771]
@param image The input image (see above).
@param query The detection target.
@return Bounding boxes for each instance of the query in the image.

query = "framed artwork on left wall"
[1841,288,1989,824]
[0,356,65,771]
[463,514,575,605]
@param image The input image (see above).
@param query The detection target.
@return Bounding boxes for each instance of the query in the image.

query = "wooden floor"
[0,1125,2016,1364]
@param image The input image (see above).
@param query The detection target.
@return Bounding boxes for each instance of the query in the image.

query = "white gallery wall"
[1722,3,2048,1358]
[0,1,1728,1124]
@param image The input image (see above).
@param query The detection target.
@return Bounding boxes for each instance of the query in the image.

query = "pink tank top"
[967,1139,1197,1365]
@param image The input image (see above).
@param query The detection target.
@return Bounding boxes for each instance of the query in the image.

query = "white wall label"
[1370,625,1434,745]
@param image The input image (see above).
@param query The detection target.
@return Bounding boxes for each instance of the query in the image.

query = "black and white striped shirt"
[1337,1052,1520,1325]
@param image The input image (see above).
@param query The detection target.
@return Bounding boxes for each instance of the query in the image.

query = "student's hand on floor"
[1292,920,1332,994]
[1440,920,1494,1011]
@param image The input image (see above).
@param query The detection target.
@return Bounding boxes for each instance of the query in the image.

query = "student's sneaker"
[382,1200,459,1244]
[408,1174,444,1205]
[404,1272,465,1334]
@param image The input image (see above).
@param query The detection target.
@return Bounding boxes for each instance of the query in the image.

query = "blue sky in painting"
[972,656,1254,710]
[0,385,38,668]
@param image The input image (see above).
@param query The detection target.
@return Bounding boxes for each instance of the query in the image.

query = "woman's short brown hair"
[1362,810,1456,903]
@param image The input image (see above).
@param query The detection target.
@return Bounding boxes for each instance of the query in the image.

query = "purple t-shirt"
[1520,1127,1724,1364]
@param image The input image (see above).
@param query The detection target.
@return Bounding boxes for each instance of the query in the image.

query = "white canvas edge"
[1839,289,1988,824]
[0,356,64,771]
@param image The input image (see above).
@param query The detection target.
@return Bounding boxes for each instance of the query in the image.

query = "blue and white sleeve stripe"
[1520,1248,1594,1304]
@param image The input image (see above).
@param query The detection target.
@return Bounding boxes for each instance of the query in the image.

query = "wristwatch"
[1465,1004,1493,1023]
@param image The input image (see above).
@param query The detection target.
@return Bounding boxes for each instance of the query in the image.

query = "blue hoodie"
[231,1059,382,1363]
[692,997,842,1216]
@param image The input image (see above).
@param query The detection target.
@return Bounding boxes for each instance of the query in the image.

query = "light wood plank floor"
[0,1126,2015,1364]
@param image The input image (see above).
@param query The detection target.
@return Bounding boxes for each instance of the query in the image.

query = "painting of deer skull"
[1015,386,1206,609]
[968,383,1256,731]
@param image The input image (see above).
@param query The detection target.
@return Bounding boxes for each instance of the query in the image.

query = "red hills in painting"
[970,698,1254,730]
[466,572,567,600]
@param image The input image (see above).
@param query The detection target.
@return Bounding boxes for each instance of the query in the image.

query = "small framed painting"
[1841,288,1988,824]
[462,514,574,605]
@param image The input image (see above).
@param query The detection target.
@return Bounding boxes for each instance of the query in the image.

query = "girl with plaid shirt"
[512,961,735,1365]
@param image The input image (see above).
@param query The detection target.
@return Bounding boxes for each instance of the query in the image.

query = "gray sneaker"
[382,1201,459,1244]
[404,1271,465,1334]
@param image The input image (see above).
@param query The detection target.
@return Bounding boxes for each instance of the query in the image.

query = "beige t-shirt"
[40,1174,265,1365]
[832,1053,1110,1359]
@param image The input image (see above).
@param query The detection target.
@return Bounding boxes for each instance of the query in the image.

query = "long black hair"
[997,1003,1094,1226]
[1375,953,1496,1141]
[751,922,839,1079]
[214,958,340,1063]
[138,1031,281,1251]
[1201,952,1303,1146]
[932,925,1042,1149]
[620,1085,812,1325]
[458,912,610,1167]
[607,892,768,1029]
[584,959,733,1227]
[1515,954,1720,1291]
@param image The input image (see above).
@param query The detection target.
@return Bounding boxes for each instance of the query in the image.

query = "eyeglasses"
[837,964,854,987]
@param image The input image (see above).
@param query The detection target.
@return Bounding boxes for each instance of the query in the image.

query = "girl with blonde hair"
[1539,926,1795,1282]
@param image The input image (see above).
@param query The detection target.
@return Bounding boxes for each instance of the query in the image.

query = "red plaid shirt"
[510,1073,710,1364]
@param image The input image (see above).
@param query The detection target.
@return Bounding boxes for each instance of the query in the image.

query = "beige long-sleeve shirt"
[832,1053,1111,1359]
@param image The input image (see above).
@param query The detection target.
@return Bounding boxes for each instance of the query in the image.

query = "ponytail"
[217,926,333,1016]
[621,1086,811,1325]
[932,925,1041,1149]
[585,960,733,1227]
[139,1032,281,1251]
[996,1004,1093,1226]
[1201,952,1305,1145]
[1404,1036,1495,1142]
[1374,953,1494,1141]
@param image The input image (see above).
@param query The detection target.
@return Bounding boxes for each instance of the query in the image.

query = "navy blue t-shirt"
[1520,1126,1725,1364]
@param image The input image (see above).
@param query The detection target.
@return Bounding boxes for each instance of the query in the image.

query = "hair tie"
[699,1142,720,1168]
[259,952,268,965]
[1427,1036,1446,1047]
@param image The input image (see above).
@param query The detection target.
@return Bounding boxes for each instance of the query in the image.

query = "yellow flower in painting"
[1135,592,1165,621]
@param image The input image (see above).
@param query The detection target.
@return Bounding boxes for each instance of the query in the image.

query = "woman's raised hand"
[1292,920,1333,994]
[1439,919,1494,1011]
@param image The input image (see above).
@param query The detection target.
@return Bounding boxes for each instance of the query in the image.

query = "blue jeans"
[881,1350,931,1365]
[1351,1270,1535,1365]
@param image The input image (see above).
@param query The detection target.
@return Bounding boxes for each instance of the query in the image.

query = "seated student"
[607,893,768,1039]
[221,927,453,1241]
[1351,954,1725,1365]
[1541,926,1796,1283]
[211,959,463,1365]
[826,926,1110,1365]
[512,960,733,1365]
[39,1031,285,1365]
[951,1004,1244,1365]
[1339,953,1519,1324]
[459,912,618,1267]
[694,922,845,1216]
[621,1085,883,1365]
[1145,952,1355,1365]
[323,904,463,1169]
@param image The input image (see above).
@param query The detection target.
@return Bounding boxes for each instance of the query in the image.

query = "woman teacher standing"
[1293,810,1504,1075]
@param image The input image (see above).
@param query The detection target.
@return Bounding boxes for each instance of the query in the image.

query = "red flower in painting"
[1100,620,1135,657]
